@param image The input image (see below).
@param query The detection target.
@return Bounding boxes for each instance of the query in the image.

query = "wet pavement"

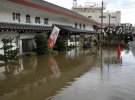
[0,43,135,100]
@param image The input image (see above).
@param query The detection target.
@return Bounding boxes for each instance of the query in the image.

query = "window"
[83,25,85,29]
[35,17,41,24]
[99,16,106,18]
[79,24,82,29]
[93,25,97,30]
[75,23,77,28]
[70,37,74,42]
[15,13,18,19]
[13,12,15,20]
[17,13,20,22]
[44,18,49,24]
[26,15,31,23]
[88,16,92,18]
[13,12,20,22]
[16,13,20,19]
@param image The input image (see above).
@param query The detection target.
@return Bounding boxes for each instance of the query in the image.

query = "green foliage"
[54,38,66,51]
[6,49,19,60]
[48,48,58,55]
[0,38,19,62]
[34,33,48,55]
[106,31,125,43]
[101,41,126,47]
[25,51,37,56]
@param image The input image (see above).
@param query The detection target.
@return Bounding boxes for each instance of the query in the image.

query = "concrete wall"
[0,0,94,30]
[0,31,36,54]
[0,0,96,54]
[73,7,121,26]
[0,31,19,54]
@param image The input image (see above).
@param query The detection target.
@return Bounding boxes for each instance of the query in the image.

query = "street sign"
[116,26,123,34]
[104,26,123,34]
[104,26,115,34]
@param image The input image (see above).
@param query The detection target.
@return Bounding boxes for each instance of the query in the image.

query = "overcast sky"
[44,0,135,26]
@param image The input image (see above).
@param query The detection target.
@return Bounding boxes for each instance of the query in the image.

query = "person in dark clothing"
[124,34,128,44]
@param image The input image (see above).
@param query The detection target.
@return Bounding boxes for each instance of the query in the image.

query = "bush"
[48,48,58,55]
[25,52,37,56]
[101,41,126,47]
[34,33,48,55]
[54,38,66,51]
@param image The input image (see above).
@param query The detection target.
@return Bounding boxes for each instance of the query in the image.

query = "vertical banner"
[48,26,60,49]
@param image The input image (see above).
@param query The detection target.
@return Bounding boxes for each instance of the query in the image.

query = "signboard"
[48,26,60,48]
[104,26,116,34]
[116,26,123,34]
[104,26,123,34]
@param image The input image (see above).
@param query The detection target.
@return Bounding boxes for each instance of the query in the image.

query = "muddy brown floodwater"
[0,46,135,100]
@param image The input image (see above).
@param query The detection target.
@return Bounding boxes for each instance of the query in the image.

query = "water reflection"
[21,56,37,70]
[49,56,60,78]
[103,48,122,66]
[0,47,100,100]
[66,47,99,59]
[1,46,135,100]
[0,61,21,80]
[51,46,135,100]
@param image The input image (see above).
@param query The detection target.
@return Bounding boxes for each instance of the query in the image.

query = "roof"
[0,22,52,32]
[0,22,99,35]
[8,0,100,25]
[55,24,100,35]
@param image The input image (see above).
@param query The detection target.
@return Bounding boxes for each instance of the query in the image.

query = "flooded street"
[0,44,135,100]
[0,0,134,100]
[52,46,135,100]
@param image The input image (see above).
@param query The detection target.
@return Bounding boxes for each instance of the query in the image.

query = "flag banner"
[48,26,60,48]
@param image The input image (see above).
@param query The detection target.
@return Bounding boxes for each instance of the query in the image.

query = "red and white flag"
[48,26,60,48]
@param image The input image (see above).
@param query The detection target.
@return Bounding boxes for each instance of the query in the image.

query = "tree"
[54,37,66,51]
[0,37,19,63]
[34,33,48,55]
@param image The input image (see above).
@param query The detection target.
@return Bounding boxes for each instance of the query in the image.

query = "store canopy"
[0,22,52,32]
[55,24,100,35]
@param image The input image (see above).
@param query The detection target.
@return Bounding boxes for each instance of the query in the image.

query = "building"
[121,23,133,33]
[72,0,121,27]
[132,26,135,34]
[0,0,100,54]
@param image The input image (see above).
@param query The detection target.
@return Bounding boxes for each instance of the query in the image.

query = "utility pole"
[108,14,110,34]
[101,1,104,39]
[100,1,104,71]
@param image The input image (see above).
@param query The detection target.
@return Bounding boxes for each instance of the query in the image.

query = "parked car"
[126,32,133,41]
[125,32,133,44]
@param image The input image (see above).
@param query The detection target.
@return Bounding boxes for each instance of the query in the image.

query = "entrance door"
[22,39,30,53]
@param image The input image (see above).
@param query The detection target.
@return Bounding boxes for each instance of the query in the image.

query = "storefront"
[0,0,100,54]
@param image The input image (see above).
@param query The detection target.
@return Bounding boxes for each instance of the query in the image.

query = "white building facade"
[72,1,121,27]
[121,23,133,32]
[0,0,99,54]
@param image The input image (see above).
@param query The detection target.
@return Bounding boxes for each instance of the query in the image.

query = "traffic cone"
[117,45,121,60]
[117,45,121,54]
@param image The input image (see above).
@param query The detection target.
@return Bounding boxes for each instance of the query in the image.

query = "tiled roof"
[8,0,100,25]
[55,24,100,34]
[0,22,52,32]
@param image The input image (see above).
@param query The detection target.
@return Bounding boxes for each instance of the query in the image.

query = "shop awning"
[0,22,52,32]
[55,24,100,35]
